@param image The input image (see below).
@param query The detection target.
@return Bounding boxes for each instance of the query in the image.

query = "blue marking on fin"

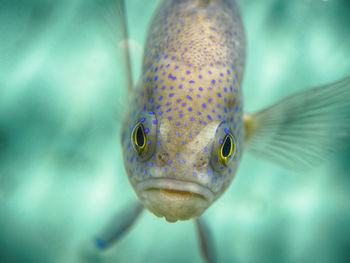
[94,238,106,249]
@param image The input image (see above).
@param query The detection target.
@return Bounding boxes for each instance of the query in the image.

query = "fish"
[93,0,350,262]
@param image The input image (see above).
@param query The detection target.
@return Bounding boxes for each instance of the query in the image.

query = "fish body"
[96,0,350,261]
[122,0,246,222]
[120,0,350,223]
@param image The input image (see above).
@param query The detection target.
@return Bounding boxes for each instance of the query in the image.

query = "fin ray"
[245,76,350,170]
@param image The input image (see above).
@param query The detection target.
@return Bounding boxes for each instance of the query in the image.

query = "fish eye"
[210,121,238,171]
[132,123,147,155]
[130,112,158,161]
[218,134,235,166]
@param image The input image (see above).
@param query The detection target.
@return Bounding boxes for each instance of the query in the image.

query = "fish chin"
[136,179,214,222]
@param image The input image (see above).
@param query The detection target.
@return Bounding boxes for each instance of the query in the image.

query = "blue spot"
[186,95,192,100]
[159,95,163,100]
[95,238,106,249]
[207,114,212,120]
[188,107,192,111]
[202,103,206,108]
[168,116,172,120]
[189,80,195,84]
[190,117,195,121]
[140,118,145,123]
[166,108,171,112]
[186,70,190,74]
[211,79,215,85]
[177,99,182,103]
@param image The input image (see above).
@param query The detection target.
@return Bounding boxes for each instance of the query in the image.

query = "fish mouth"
[136,178,214,222]
[136,178,214,203]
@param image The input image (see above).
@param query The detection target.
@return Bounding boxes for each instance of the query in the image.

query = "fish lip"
[136,178,214,203]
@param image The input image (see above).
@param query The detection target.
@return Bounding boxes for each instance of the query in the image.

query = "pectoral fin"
[94,201,143,249]
[244,76,350,170]
[194,217,217,263]
[99,0,134,93]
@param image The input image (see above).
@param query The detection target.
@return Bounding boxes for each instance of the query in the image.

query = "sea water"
[0,0,350,262]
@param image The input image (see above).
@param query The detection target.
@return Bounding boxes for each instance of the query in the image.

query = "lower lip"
[136,178,214,203]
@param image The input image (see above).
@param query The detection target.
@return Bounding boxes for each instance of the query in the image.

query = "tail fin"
[244,76,350,170]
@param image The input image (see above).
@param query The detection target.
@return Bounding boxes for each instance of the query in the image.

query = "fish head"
[121,77,243,222]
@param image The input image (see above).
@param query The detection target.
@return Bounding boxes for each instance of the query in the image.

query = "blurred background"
[0,0,350,262]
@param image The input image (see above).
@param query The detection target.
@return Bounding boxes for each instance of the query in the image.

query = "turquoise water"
[0,0,350,262]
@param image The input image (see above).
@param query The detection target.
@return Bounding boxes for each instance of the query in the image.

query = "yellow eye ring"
[218,134,235,165]
[132,123,148,155]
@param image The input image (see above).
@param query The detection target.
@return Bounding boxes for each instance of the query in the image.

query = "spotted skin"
[121,0,245,222]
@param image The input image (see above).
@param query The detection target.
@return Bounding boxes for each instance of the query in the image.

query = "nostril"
[197,157,207,169]
[157,152,169,166]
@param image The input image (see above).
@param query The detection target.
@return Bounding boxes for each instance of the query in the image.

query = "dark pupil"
[222,136,231,157]
[136,125,145,147]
